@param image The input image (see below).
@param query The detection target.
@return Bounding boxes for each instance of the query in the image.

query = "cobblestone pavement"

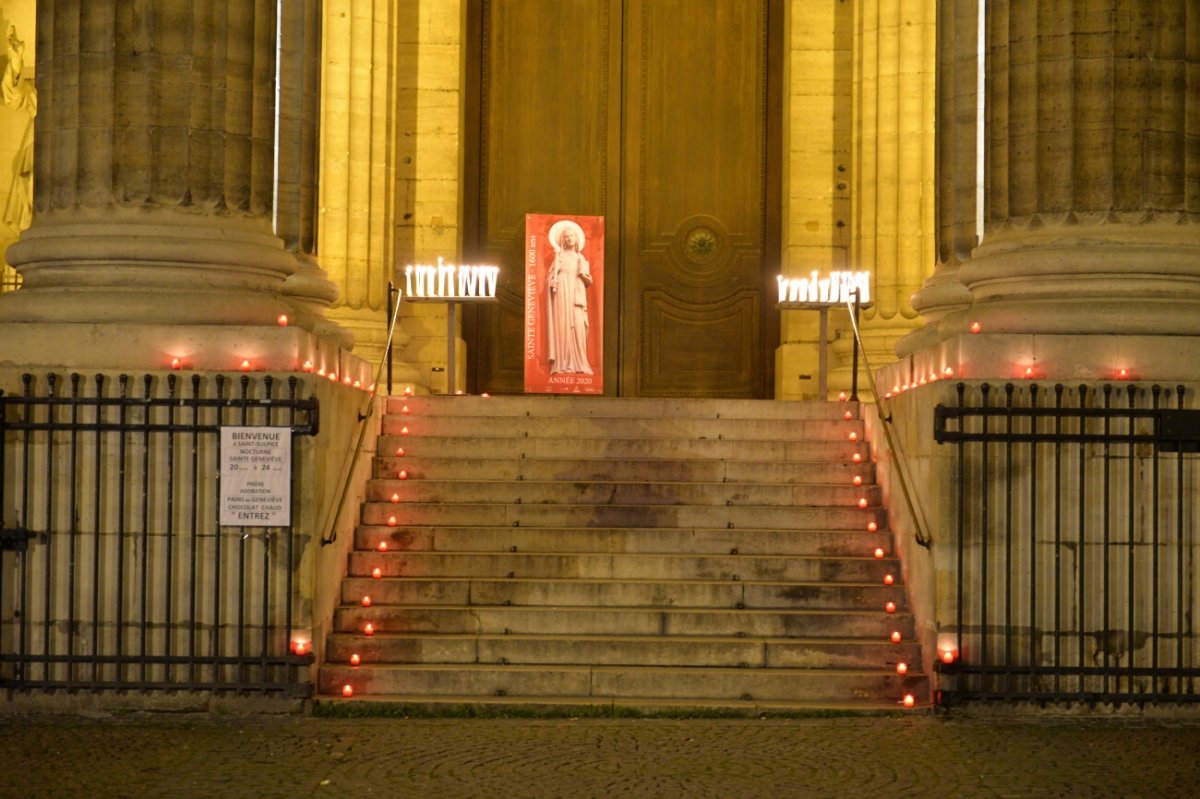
[2,712,1199,798]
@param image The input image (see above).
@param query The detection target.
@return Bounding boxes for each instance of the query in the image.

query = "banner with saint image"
[524,214,604,394]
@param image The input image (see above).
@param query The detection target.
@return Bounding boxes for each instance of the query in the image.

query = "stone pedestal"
[0,1,351,374]
[903,0,1200,378]
[885,0,1200,699]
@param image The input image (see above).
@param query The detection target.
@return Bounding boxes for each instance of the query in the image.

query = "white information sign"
[219,426,292,527]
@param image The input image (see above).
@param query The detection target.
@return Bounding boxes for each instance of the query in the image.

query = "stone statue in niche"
[546,219,594,375]
[1,24,34,234]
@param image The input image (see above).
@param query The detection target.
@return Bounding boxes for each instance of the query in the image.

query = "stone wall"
[779,0,936,400]
[320,0,465,393]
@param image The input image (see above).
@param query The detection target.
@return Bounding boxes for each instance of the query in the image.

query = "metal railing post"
[850,289,860,402]
[386,281,397,397]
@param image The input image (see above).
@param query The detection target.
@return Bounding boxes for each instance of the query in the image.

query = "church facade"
[0,0,1198,706]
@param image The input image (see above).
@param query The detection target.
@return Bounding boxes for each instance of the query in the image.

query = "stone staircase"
[317,394,926,712]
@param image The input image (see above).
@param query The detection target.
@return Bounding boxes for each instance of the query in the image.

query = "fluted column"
[0,1,364,372]
[831,0,937,391]
[319,0,413,372]
[278,0,353,351]
[897,0,975,356]
[7,1,289,320]
[959,0,1200,341]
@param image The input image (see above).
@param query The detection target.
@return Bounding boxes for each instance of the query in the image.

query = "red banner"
[524,214,604,394]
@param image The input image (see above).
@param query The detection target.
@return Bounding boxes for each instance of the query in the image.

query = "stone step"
[381,415,860,441]
[319,694,917,714]
[354,525,892,556]
[329,393,918,710]
[372,456,874,484]
[332,605,915,639]
[318,663,927,704]
[387,395,858,421]
[378,435,867,462]
[340,578,906,610]
[346,551,898,582]
[366,480,880,508]
[324,633,922,670]
[361,502,885,530]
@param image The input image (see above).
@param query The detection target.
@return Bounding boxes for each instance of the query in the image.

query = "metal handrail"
[320,295,404,546]
[844,291,932,548]
[386,281,400,396]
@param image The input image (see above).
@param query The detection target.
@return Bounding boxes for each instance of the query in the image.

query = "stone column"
[393,0,466,395]
[830,0,937,392]
[320,0,415,382]
[903,0,1200,380]
[278,0,352,352]
[776,0,853,400]
[897,0,975,356]
[0,0,355,374]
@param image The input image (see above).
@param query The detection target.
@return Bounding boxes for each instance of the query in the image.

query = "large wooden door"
[464,0,780,397]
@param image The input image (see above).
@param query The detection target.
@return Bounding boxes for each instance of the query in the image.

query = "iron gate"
[0,373,318,695]
[934,382,1200,705]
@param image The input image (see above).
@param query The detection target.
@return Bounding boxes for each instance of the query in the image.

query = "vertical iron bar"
[1125,385,1136,700]
[238,375,250,687]
[817,308,828,401]
[1176,385,1185,689]
[955,382,966,697]
[286,377,298,684]
[261,376,274,688]
[67,373,81,686]
[1028,383,1039,691]
[43,373,57,683]
[139,374,152,686]
[1053,384,1064,694]
[213,376,226,685]
[116,375,129,686]
[0,387,4,681]
[165,374,178,684]
[1004,383,1014,688]
[213,375,227,686]
[0,388,5,682]
[1077,385,1088,699]
[19,374,32,680]
[1151,384,1161,695]
[1102,384,1112,696]
[387,282,395,396]
[980,382,991,689]
[448,301,458,396]
[189,375,202,686]
[849,290,860,402]
[91,374,105,686]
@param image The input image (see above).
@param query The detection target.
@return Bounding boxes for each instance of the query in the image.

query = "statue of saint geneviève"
[2,25,35,233]
[546,220,593,375]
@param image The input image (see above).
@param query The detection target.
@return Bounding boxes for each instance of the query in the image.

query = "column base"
[0,321,372,385]
[830,319,920,400]
[879,332,1200,392]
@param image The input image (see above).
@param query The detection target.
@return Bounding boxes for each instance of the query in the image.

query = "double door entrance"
[464,0,781,397]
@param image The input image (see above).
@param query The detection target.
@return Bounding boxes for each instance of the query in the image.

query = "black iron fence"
[934,382,1200,705]
[0,373,319,695]
[0,264,19,294]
